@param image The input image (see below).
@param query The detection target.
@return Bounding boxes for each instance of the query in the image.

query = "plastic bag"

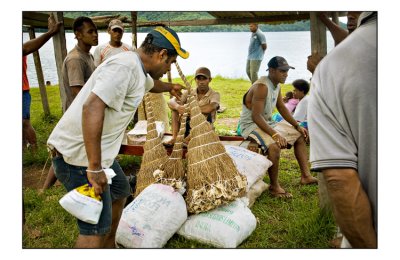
[59,184,103,224]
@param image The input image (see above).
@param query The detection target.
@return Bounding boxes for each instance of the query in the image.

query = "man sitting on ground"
[238,56,318,198]
[164,67,220,146]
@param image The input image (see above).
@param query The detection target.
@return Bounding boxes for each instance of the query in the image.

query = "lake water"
[23,31,334,87]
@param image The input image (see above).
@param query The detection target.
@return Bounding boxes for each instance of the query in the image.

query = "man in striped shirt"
[93,19,134,67]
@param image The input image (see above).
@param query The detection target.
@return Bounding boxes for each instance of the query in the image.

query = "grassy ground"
[22,76,336,248]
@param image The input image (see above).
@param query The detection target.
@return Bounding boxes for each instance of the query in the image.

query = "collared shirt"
[247,29,266,60]
[180,87,220,123]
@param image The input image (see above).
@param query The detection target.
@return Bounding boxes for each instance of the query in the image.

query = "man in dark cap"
[47,26,188,248]
[165,66,220,146]
[238,56,318,198]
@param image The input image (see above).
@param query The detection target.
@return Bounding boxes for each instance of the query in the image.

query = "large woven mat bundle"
[134,95,169,197]
[138,93,170,132]
[154,104,189,193]
[174,63,247,214]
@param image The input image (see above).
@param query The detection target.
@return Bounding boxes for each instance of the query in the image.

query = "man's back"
[309,12,377,228]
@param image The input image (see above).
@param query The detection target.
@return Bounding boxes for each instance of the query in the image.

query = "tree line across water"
[62,11,345,32]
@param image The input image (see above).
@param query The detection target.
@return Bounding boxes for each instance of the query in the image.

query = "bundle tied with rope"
[175,62,247,214]
[134,94,169,197]
[154,104,190,193]
[137,93,170,133]
[153,62,192,193]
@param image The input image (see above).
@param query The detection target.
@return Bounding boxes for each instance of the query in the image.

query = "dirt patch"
[216,118,239,129]
[23,163,140,190]
[23,165,51,190]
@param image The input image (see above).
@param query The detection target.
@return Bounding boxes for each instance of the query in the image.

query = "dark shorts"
[52,154,131,235]
[22,91,31,119]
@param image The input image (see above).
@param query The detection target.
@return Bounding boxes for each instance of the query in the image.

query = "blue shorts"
[22,91,31,119]
[52,154,131,235]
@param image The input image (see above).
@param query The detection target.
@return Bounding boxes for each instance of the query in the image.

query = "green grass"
[23,79,336,248]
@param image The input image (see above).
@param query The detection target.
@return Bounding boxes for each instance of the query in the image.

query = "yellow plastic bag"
[76,184,102,201]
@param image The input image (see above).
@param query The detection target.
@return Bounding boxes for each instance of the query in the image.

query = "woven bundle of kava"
[183,89,247,215]
[137,93,170,132]
[154,104,190,193]
[134,95,169,197]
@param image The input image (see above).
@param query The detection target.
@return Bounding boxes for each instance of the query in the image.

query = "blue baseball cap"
[148,26,189,59]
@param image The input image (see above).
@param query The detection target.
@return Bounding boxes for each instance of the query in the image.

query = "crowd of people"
[23,12,377,249]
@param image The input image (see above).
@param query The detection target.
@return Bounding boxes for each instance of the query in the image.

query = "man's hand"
[307,52,323,74]
[87,171,108,197]
[169,83,184,101]
[177,105,185,115]
[272,133,288,149]
[48,13,62,35]
[296,125,309,141]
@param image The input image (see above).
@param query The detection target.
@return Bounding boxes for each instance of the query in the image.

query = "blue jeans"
[22,91,31,119]
[52,154,131,235]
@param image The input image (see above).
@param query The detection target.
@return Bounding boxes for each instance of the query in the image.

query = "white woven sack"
[177,198,257,248]
[59,190,103,224]
[246,179,269,208]
[116,184,187,248]
[225,145,272,191]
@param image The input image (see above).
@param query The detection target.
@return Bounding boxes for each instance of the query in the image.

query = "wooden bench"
[119,133,251,157]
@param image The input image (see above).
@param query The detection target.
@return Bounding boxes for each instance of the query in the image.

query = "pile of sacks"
[116,145,272,248]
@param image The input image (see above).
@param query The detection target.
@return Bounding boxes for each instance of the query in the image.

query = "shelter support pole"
[51,11,69,113]
[130,11,139,125]
[131,11,138,48]
[28,26,50,116]
[309,12,327,57]
[332,12,339,25]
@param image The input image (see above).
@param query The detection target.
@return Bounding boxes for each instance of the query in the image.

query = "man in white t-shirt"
[93,19,134,67]
[47,26,189,248]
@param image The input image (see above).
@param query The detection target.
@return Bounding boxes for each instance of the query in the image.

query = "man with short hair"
[47,26,188,248]
[239,56,317,198]
[246,23,267,83]
[41,16,98,192]
[164,67,220,146]
[62,16,98,111]
[93,19,134,67]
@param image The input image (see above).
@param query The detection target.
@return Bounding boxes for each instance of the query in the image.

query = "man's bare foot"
[300,175,318,185]
[269,186,293,198]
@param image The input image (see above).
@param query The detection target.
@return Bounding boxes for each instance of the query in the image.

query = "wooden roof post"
[28,26,50,116]
[309,12,327,57]
[332,12,339,25]
[51,11,69,113]
[131,11,138,48]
